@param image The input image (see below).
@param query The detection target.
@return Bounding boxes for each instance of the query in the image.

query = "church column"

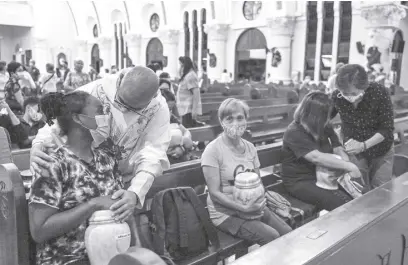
[204,23,229,82]
[267,16,296,84]
[314,1,324,81]
[124,32,142,66]
[331,1,341,71]
[360,3,406,74]
[160,29,180,78]
[32,37,49,73]
[75,38,89,67]
[97,36,113,73]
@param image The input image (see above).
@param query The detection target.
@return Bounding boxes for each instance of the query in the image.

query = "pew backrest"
[0,163,31,265]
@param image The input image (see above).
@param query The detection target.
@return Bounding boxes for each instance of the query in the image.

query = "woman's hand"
[347,163,362,180]
[345,139,365,155]
[91,196,118,211]
[30,143,56,174]
[240,198,266,213]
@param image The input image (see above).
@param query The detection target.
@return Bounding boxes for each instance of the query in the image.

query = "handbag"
[337,173,364,199]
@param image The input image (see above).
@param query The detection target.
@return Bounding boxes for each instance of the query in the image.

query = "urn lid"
[234,172,261,189]
[89,210,115,224]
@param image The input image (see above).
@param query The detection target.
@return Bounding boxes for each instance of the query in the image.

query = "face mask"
[89,114,111,146]
[338,91,365,103]
[29,107,43,122]
[222,122,247,139]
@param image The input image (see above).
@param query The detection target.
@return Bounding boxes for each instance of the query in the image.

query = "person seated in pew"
[30,66,171,226]
[201,98,292,246]
[16,97,46,148]
[0,98,30,148]
[281,92,360,211]
[29,91,122,265]
[332,64,394,190]
[161,89,196,163]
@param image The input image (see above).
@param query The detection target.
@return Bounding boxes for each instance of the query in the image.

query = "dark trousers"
[285,180,352,211]
[181,113,205,129]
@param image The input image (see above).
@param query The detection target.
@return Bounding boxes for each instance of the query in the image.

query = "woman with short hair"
[281,92,360,211]
[201,98,292,246]
[331,64,394,190]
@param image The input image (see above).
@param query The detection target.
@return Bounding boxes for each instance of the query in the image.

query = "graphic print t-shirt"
[201,136,260,226]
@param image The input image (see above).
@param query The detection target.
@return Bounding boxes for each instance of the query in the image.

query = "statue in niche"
[209,53,217,68]
[366,46,382,70]
[271,48,282,67]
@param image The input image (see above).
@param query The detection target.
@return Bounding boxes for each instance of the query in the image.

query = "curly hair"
[40,91,93,135]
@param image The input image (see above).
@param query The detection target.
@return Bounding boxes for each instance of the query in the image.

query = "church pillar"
[32,37,49,73]
[360,3,406,74]
[267,16,296,84]
[124,32,142,66]
[204,23,229,82]
[97,35,113,73]
[160,29,180,78]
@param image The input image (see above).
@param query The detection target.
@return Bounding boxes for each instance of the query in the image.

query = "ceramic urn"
[85,210,131,265]
[233,172,265,220]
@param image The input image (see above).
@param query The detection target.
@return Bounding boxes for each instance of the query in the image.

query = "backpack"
[150,187,220,261]
[265,190,304,227]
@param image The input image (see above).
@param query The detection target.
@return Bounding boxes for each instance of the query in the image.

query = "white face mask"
[337,91,365,103]
[89,114,111,146]
[29,107,43,122]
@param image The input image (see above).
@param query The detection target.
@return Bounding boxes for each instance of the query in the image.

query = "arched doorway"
[391,30,405,85]
[146,38,164,68]
[235,28,267,82]
[91,44,101,73]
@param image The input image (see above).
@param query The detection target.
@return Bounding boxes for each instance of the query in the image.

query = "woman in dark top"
[331,64,394,190]
[281,92,361,211]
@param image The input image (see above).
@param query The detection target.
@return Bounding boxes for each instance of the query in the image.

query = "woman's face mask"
[78,114,111,146]
[337,91,365,103]
[222,113,247,139]
[28,107,43,122]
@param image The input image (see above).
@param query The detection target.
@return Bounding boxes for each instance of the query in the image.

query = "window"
[337,1,352,64]
[93,24,99,38]
[243,1,262,21]
[114,24,119,68]
[320,1,334,81]
[304,1,318,79]
[184,12,190,57]
[201,9,208,71]
[193,10,198,65]
[150,13,160,32]
[276,1,283,10]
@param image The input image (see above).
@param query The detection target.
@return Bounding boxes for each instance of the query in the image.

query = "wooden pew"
[2,139,318,265]
[201,98,289,116]
[231,172,408,265]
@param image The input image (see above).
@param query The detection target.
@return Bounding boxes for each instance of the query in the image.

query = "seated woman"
[161,89,196,163]
[28,91,122,265]
[281,91,361,211]
[201,98,292,246]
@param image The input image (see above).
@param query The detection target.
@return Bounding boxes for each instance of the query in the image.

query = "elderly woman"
[201,98,292,246]
[281,92,361,211]
[331,64,394,190]
[63,59,91,91]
